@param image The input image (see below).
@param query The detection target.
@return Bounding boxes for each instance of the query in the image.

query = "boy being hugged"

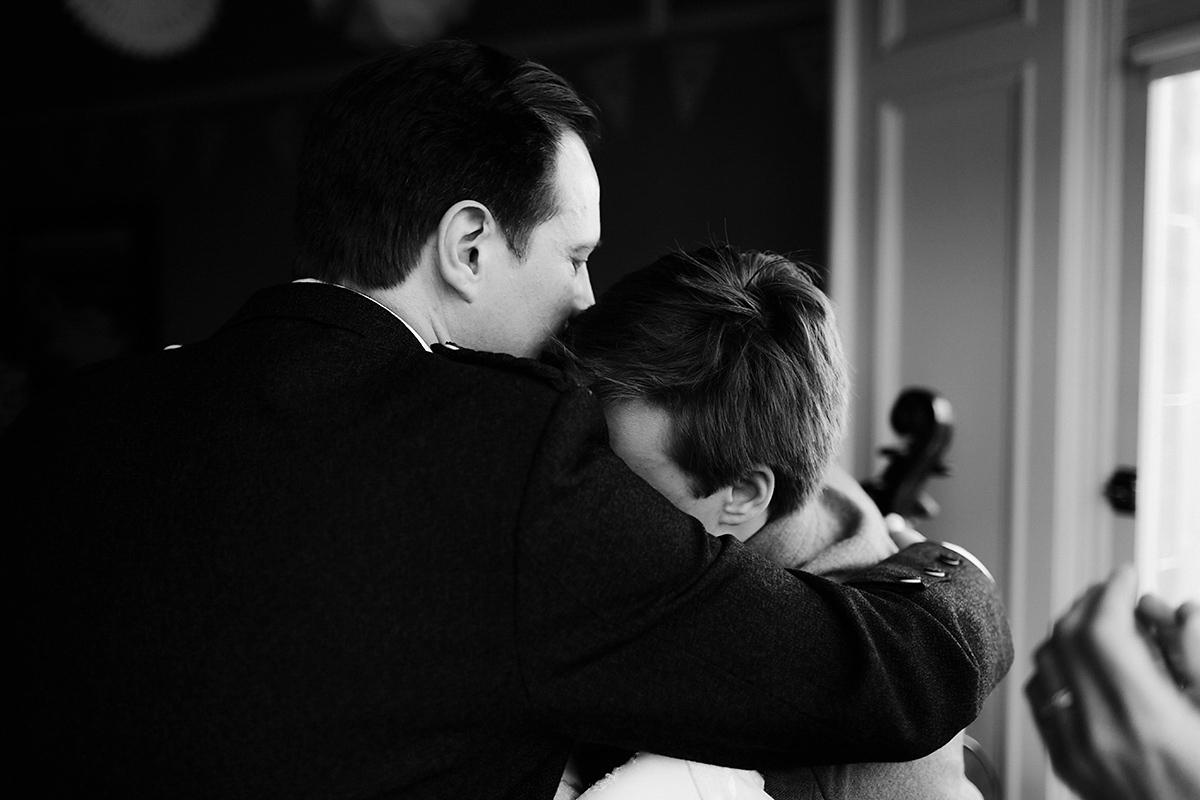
[555,244,987,800]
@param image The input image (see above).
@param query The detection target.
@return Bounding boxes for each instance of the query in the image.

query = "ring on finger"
[1038,687,1075,717]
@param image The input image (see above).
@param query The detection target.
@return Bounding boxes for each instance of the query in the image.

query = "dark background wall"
[1,0,832,428]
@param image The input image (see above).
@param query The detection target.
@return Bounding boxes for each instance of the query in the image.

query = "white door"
[827,2,1196,798]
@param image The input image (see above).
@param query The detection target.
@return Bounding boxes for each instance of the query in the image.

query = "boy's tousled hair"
[560,245,849,519]
[294,39,599,289]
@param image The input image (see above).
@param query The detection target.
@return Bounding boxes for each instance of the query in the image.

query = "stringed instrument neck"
[861,387,954,525]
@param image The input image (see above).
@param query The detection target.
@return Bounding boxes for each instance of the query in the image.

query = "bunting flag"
[583,50,635,136]
[668,39,720,127]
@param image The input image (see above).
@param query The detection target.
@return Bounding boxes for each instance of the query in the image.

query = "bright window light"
[1138,68,1200,605]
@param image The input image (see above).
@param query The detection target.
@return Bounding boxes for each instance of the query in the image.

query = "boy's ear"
[435,200,498,301]
[718,465,775,527]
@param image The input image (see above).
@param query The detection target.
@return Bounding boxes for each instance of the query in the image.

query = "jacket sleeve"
[513,386,1013,768]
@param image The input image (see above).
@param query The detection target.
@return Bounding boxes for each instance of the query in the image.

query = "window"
[1137,66,1200,604]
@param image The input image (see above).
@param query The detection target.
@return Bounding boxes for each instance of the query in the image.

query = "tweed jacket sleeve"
[2,287,1010,799]
[511,383,1012,769]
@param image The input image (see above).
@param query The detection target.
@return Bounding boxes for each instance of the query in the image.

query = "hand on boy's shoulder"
[820,462,997,584]
[883,514,996,584]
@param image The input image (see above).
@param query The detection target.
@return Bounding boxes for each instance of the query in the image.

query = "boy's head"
[560,245,849,539]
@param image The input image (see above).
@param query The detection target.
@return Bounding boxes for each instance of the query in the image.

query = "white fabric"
[575,753,774,800]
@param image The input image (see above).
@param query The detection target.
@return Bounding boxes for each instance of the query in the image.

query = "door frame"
[828,2,1131,798]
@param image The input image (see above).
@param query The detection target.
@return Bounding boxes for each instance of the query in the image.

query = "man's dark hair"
[560,245,849,520]
[294,39,599,289]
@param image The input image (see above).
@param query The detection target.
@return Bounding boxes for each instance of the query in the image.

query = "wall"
[1,0,832,428]
[831,1,1200,798]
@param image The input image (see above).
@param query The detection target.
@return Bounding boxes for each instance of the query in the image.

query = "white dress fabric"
[575,752,775,800]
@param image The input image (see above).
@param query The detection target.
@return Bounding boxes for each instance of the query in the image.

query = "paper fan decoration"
[64,0,222,59]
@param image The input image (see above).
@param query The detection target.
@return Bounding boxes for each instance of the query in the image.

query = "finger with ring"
[1039,687,1074,716]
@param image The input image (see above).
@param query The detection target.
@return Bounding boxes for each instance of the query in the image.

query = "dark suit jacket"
[2,282,1012,799]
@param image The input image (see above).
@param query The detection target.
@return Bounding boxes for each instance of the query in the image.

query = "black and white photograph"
[3,2,1197,798]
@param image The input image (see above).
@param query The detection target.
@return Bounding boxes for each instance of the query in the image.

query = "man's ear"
[435,200,495,301]
[718,465,775,527]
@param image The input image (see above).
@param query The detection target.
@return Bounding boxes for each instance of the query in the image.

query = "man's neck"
[296,276,438,352]
[354,278,443,350]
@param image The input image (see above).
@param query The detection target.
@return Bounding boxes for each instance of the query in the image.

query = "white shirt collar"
[293,278,432,352]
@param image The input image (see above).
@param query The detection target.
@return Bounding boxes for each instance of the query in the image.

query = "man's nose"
[574,265,595,310]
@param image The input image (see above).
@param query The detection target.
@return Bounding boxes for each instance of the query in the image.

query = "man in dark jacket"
[2,39,1012,799]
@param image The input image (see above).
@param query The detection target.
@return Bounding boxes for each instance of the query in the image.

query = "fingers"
[1053,581,1105,641]
[1027,566,1136,797]
[884,513,925,549]
[1134,594,1200,704]
[1171,600,1200,705]
[1094,563,1139,621]
[1047,566,1138,681]
[1028,567,1200,799]
[1177,601,1200,673]
[1027,641,1075,726]
[1026,640,1100,798]
[1136,592,1176,628]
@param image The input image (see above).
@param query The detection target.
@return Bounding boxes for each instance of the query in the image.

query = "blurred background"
[3,0,834,408]
[2,3,1197,800]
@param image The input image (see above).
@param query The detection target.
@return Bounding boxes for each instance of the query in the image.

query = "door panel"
[835,2,1198,797]
[876,68,1024,610]
[831,3,1079,799]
